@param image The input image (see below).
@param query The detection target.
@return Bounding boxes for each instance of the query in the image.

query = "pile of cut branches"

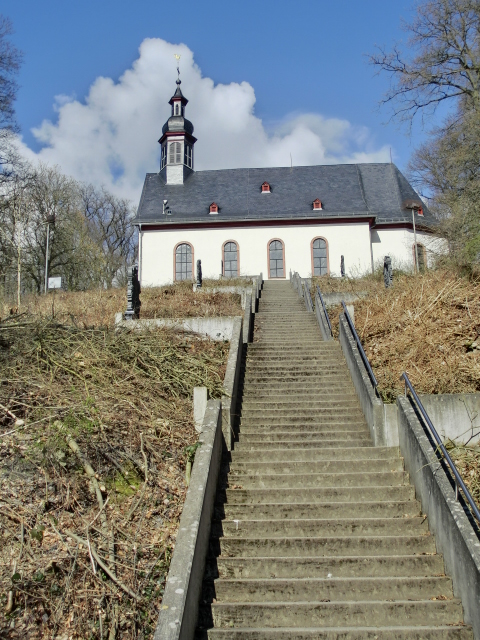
[0,314,229,639]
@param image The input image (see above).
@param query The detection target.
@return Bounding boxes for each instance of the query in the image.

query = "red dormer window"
[261,182,271,193]
[313,199,322,210]
[418,207,424,216]
[209,202,218,214]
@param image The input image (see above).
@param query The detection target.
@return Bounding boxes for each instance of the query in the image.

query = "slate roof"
[134,163,435,228]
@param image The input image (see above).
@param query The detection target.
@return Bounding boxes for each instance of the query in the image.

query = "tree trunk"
[16,246,21,309]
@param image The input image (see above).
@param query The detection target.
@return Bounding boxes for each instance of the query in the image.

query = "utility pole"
[412,208,419,274]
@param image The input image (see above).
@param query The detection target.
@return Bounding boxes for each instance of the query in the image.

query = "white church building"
[134,79,437,285]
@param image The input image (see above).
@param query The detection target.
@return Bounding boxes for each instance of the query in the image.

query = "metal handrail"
[303,281,314,312]
[316,285,332,337]
[341,301,378,392]
[401,372,480,523]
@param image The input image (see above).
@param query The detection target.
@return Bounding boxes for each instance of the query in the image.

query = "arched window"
[169,142,182,165]
[413,243,427,273]
[268,239,285,278]
[223,241,239,277]
[311,237,328,276]
[174,102,180,116]
[175,243,193,281]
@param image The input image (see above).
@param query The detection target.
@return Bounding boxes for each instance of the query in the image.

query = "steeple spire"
[158,55,197,185]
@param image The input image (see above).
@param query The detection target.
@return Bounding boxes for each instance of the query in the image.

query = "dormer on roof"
[261,182,271,193]
[209,202,219,215]
[313,199,322,210]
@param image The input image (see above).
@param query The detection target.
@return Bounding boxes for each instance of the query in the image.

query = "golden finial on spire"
[174,54,181,80]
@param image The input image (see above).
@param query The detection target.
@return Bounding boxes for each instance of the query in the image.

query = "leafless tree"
[80,184,136,287]
[370,0,480,124]
[0,15,22,132]
[408,109,480,268]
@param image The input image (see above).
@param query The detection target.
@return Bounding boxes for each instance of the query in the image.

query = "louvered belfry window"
[175,243,192,281]
[224,242,238,277]
[269,240,284,278]
[169,142,182,164]
[185,144,193,168]
[312,238,328,275]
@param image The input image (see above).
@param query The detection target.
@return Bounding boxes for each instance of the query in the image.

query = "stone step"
[214,576,452,603]
[219,534,436,558]
[211,599,464,629]
[225,485,414,505]
[244,366,347,375]
[225,471,407,489]
[221,500,420,521]
[215,553,441,579]
[207,624,473,639]
[241,393,357,404]
[219,517,427,539]
[244,362,344,370]
[243,373,352,383]
[245,353,343,360]
[248,344,340,351]
[250,341,326,347]
[234,439,371,451]
[240,400,361,411]
[229,458,404,475]
[237,422,368,432]
[239,417,366,428]
[231,447,399,463]
[240,403,359,414]
[237,431,369,443]
[241,387,357,398]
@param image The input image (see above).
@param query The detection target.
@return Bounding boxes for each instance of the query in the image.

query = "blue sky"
[6,0,439,201]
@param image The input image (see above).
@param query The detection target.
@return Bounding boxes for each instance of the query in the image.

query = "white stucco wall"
[140,222,373,286]
[371,227,445,272]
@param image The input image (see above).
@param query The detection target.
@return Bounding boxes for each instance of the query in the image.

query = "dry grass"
[0,306,229,638]
[351,270,480,402]
[1,281,243,329]
[313,274,381,296]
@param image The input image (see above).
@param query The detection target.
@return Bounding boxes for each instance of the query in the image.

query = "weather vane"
[174,54,181,81]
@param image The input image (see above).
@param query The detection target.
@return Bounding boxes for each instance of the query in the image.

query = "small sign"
[48,277,62,289]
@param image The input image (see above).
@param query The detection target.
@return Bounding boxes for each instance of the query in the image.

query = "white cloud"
[16,38,391,202]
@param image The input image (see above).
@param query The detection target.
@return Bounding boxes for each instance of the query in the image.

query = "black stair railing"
[315,285,333,337]
[341,301,378,395]
[401,372,480,523]
[303,281,314,312]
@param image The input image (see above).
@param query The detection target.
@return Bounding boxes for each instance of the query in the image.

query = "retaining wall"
[397,396,480,639]
[115,316,238,341]
[154,312,245,639]
[339,314,398,446]
[419,393,480,445]
[221,316,244,450]
[153,400,223,640]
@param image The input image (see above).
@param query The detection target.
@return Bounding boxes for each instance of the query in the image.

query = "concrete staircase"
[204,280,473,639]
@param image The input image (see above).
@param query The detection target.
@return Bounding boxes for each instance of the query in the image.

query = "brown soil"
[0,309,229,639]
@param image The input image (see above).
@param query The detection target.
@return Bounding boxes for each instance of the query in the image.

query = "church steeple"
[159,66,197,185]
